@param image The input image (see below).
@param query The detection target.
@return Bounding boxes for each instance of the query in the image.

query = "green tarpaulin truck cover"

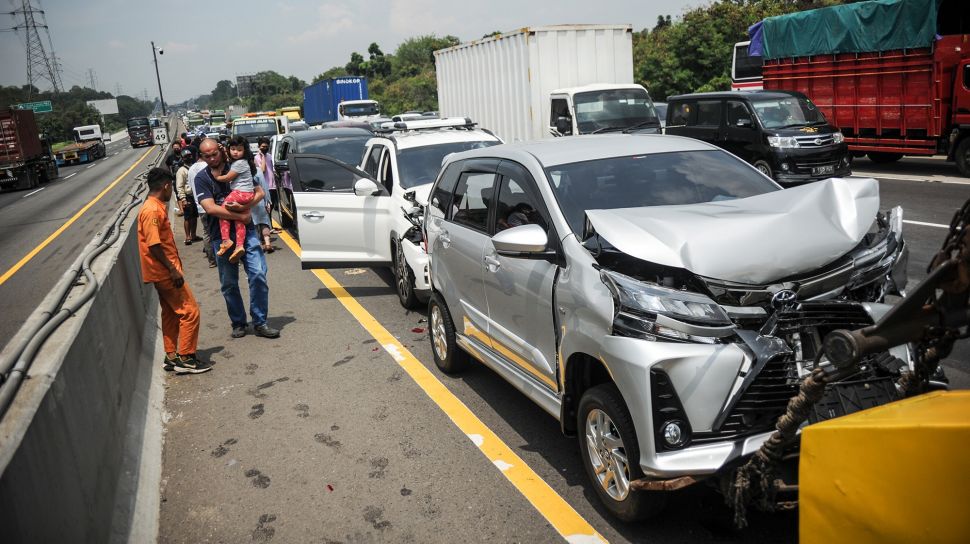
[759,0,939,60]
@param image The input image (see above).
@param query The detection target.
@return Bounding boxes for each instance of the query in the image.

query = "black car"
[665,90,851,184]
[274,127,373,235]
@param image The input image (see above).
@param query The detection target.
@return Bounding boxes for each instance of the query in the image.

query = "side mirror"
[354,177,381,197]
[736,118,753,128]
[553,116,572,136]
[275,160,288,172]
[492,224,551,257]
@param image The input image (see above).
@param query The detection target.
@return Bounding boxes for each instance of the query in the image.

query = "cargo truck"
[127,116,153,148]
[55,125,107,166]
[750,0,970,175]
[434,25,661,142]
[0,108,58,191]
[303,77,373,125]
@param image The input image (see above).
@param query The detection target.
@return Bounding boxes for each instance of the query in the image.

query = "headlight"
[600,269,734,342]
[832,131,844,144]
[767,135,799,148]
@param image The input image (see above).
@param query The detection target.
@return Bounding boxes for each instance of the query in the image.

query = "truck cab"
[548,84,662,136]
[338,100,381,121]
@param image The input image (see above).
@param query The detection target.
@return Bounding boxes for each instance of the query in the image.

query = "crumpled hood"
[585,177,879,285]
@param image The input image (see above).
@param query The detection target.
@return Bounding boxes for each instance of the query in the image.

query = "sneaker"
[208,260,217,268]
[254,324,280,338]
[228,246,246,264]
[174,354,212,374]
[231,326,247,338]
[162,352,177,372]
[217,240,234,256]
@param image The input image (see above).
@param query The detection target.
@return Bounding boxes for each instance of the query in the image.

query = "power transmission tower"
[86,68,97,90]
[115,83,123,96]
[8,0,63,98]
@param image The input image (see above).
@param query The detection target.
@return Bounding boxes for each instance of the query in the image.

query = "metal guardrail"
[0,118,180,419]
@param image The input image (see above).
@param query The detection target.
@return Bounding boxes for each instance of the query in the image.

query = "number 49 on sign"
[153,128,169,145]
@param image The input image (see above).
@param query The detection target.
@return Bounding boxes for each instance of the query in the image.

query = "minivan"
[665,90,850,184]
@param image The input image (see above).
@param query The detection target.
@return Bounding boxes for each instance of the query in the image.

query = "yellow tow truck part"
[800,390,970,544]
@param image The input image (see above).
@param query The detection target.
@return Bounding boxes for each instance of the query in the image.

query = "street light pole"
[151,41,166,116]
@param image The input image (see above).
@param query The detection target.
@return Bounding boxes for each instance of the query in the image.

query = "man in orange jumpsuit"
[137,167,212,374]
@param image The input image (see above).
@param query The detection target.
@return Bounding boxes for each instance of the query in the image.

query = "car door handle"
[439,231,451,248]
[302,211,324,219]
[484,255,501,271]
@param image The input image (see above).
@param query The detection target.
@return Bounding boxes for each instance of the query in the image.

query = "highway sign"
[153,128,169,145]
[13,100,53,114]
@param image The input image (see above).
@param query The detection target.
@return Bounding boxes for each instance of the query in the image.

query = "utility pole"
[9,0,63,97]
[115,83,123,96]
[150,41,166,116]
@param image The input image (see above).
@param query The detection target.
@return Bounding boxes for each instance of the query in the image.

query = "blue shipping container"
[303,77,369,125]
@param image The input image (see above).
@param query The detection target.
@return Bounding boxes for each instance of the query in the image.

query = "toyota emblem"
[771,289,798,310]
[814,138,823,146]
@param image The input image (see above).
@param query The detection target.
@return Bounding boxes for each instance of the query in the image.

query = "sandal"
[184,239,193,245]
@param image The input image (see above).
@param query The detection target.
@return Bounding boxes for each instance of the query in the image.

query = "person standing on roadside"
[175,147,203,245]
[195,139,280,340]
[186,147,217,268]
[254,137,278,228]
[137,167,212,374]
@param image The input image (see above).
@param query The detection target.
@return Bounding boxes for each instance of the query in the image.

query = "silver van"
[423,134,911,520]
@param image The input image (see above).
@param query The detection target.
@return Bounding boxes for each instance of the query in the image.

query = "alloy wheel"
[585,408,631,501]
[430,304,448,361]
[396,242,412,301]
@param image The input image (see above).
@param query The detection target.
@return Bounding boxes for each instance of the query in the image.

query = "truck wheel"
[753,160,773,179]
[394,240,419,310]
[867,152,903,164]
[428,293,468,374]
[578,383,667,522]
[955,138,970,177]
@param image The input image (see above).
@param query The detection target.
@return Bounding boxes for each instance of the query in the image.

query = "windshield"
[234,121,278,138]
[544,150,780,235]
[397,140,499,189]
[574,89,659,133]
[300,136,370,165]
[751,96,826,129]
[340,103,380,117]
[127,118,149,128]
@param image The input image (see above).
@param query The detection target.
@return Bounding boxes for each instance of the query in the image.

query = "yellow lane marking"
[273,225,607,544]
[0,147,155,286]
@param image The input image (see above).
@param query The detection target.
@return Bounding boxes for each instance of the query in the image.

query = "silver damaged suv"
[423,134,913,521]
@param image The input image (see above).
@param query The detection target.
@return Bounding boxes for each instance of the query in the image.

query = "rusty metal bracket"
[630,475,702,491]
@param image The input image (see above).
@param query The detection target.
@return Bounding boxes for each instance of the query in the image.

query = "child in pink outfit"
[212,138,256,263]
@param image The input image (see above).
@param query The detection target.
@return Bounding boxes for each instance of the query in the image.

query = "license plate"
[0,177,15,184]
[812,165,835,176]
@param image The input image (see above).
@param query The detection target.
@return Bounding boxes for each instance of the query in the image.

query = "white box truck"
[434,24,661,142]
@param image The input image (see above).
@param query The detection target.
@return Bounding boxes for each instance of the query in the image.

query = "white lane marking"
[64,172,77,180]
[493,460,514,472]
[23,187,45,198]
[903,219,948,229]
[86,164,95,169]
[468,434,484,447]
[853,171,970,185]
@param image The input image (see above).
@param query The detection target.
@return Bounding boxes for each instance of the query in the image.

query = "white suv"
[291,118,501,307]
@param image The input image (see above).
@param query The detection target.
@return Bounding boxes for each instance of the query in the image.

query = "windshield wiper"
[622,119,662,133]
[774,123,810,129]
[590,125,626,134]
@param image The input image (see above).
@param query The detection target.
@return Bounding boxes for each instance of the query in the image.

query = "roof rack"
[375,117,477,133]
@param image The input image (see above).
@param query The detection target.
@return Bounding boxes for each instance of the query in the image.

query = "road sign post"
[153,127,169,145]
[12,101,53,114]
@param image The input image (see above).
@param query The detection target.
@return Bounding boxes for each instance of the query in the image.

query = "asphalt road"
[159,160,969,543]
[0,137,162,342]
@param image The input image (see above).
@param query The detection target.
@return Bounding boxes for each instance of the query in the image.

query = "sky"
[1,0,707,104]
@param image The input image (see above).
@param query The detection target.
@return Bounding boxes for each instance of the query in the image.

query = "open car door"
[289,153,393,269]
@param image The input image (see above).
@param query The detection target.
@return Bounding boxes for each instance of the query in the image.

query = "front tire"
[867,151,903,164]
[753,160,773,179]
[578,384,666,522]
[428,293,468,374]
[955,138,970,177]
[394,240,419,310]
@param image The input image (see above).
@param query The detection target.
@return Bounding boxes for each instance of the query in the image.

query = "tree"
[312,66,348,83]
[345,52,365,76]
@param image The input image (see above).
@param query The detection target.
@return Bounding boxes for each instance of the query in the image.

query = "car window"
[449,172,496,232]
[363,144,384,178]
[692,100,722,127]
[544,150,779,235]
[292,156,359,192]
[396,140,499,189]
[299,136,370,165]
[430,162,461,219]
[726,101,752,127]
[379,150,394,193]
[495,175,547,233]
[669,102,692,126]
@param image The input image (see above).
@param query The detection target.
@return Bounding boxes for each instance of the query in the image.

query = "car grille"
[794,134,835,147]
[691,302,876,446]
[794,157,840,169]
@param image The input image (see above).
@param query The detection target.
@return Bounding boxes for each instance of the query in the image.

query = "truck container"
[753,0,970,175]
[434,25,655,142]
[303,77,369,125]
[0,108,58,191]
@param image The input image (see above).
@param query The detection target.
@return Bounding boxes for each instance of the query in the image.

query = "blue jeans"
[212,227,269,328]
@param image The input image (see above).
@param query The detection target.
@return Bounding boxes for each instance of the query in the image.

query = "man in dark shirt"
[194,138,280,339]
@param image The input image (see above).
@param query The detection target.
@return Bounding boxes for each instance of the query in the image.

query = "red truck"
[0,108,58,191]
[752,0,970,176]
